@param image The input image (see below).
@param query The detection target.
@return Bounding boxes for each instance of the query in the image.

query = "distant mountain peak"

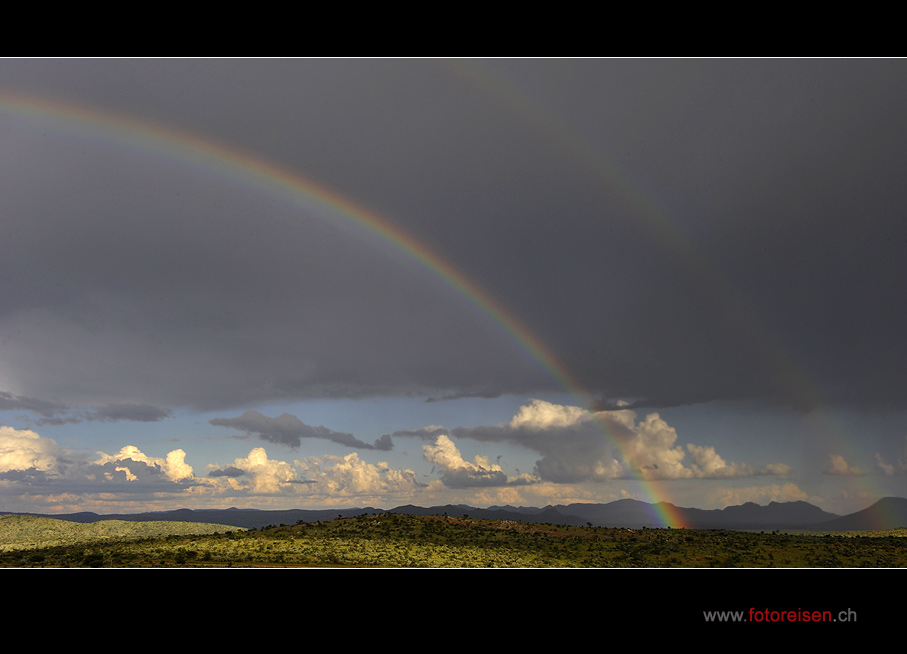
[7,497,903,531]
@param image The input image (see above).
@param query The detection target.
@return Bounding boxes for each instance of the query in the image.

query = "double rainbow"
[1,89,693,526]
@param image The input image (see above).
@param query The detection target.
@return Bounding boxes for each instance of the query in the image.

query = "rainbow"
[0,89,690,526]
[444,62,898,525]
[0,90,586,397]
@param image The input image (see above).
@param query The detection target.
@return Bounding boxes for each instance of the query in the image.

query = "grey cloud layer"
[1,59,905,414]
[0,392,171,425]
[210,410,392,450]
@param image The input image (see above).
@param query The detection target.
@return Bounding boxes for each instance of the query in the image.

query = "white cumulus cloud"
[508,400,594,430]
[95,445,195,482]
[0,425,63,474]
[826,454,867,476]
[446,400,792,483]
[299,452,419,495]
[423,434,512,488]
[221,447,299,493]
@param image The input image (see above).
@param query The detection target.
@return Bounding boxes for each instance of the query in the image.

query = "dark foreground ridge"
[4,496,905,531]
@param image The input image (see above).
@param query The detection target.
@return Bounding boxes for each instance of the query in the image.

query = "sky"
[0,58,904,521]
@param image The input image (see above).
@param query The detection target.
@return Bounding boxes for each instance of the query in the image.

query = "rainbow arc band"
[1,90,690,527]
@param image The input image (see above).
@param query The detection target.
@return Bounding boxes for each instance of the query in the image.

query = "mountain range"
[5,496,905,532]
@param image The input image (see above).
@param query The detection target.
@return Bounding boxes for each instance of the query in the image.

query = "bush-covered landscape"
[1,512,904,568]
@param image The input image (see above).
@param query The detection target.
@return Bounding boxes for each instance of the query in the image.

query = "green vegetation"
[0,514,245,552]
[0,513,904,568]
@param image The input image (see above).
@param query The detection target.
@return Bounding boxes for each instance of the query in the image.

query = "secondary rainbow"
[0,90,689,527]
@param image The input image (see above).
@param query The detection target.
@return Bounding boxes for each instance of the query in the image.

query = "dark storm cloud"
[0,392,171,425]
[0,468,55,484]
[424,389,504,402]
[207,466,246,478]
[434,464,509,489]
[450,419,623,484]
[1,58,905,414]
[386,426,449,441]
[84,403,173,423]
[210,410,393,450]
[0,392,68,419]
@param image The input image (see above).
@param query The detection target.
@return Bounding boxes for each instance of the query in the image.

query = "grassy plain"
[0,513,904,568]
